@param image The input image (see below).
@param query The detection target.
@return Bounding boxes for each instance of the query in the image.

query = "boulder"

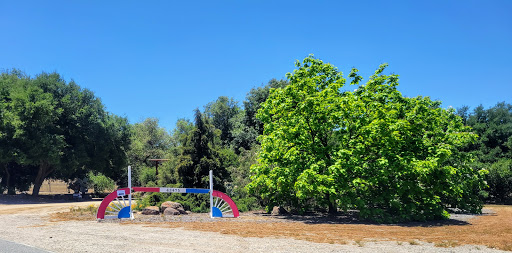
[163,207,181,216]
[141,206,160,215]
[271,206,287,216]
[161,201,184,212]
[177,207,187,214]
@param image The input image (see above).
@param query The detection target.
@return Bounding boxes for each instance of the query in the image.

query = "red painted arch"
[212,190,240,218]
[96,188,130,220]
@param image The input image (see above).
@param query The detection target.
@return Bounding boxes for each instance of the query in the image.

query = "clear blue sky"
[1,1,510,131]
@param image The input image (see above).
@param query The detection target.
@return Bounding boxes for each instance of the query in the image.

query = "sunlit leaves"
[248,55,484,222]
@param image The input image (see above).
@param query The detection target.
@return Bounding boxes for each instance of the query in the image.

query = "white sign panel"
[117,190,126,197]
[160,188,186,193]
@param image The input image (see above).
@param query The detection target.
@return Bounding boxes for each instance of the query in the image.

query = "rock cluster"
[141,206,159,215]
[271,206,288,216]
[141,201,188,216]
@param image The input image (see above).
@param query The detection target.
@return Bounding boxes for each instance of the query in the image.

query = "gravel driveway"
[0,198,507,253]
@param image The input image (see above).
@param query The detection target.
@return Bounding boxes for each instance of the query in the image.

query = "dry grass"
[27,179,95,195]
[153,205,512,251]
[51,204,98,222]
[53,205,512,251]
[28,180,71,195]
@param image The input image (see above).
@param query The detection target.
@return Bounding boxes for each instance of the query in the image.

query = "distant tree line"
[457,103,512,204]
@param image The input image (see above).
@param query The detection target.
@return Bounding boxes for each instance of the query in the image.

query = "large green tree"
[248,55,486,222]
[126,118,171,186]
[459,102,512,203]
[0,70,131,195]
[463,103,512,164]
[175,109,228,191]
[204,96,241,146]
[0,72,66,195]
[0,71,41,194]
[243,79,288,136]
[229,79,289,152]
[170,118,194,156]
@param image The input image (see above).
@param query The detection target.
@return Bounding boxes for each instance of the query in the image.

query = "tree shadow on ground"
[0,194,95,205]
[253,209,496,227]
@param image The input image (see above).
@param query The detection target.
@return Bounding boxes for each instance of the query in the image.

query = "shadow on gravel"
[0,194,99,205]
[261,209,496,227]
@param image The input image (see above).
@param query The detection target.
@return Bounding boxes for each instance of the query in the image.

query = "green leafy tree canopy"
[248,55,486,222]
[0,70,131,195]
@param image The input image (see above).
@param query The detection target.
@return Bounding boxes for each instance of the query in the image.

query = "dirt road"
[0,201,100,215]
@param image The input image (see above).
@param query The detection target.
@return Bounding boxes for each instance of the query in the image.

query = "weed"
[409,240,420,245]
[69,204,97,215]
[434,240,460,248]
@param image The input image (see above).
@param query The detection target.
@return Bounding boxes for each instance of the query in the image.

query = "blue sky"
[1,1,511,131]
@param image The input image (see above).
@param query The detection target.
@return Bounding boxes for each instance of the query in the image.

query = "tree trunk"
[4,164,15,195]
[32,162,53,196]
[327,193,337,214]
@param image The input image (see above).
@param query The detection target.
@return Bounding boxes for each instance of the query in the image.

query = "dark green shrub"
[134,192,166,211]
[88,172,116,195]
[232,196,260,212]
[487,159,512,203]
[138,167,157,187]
